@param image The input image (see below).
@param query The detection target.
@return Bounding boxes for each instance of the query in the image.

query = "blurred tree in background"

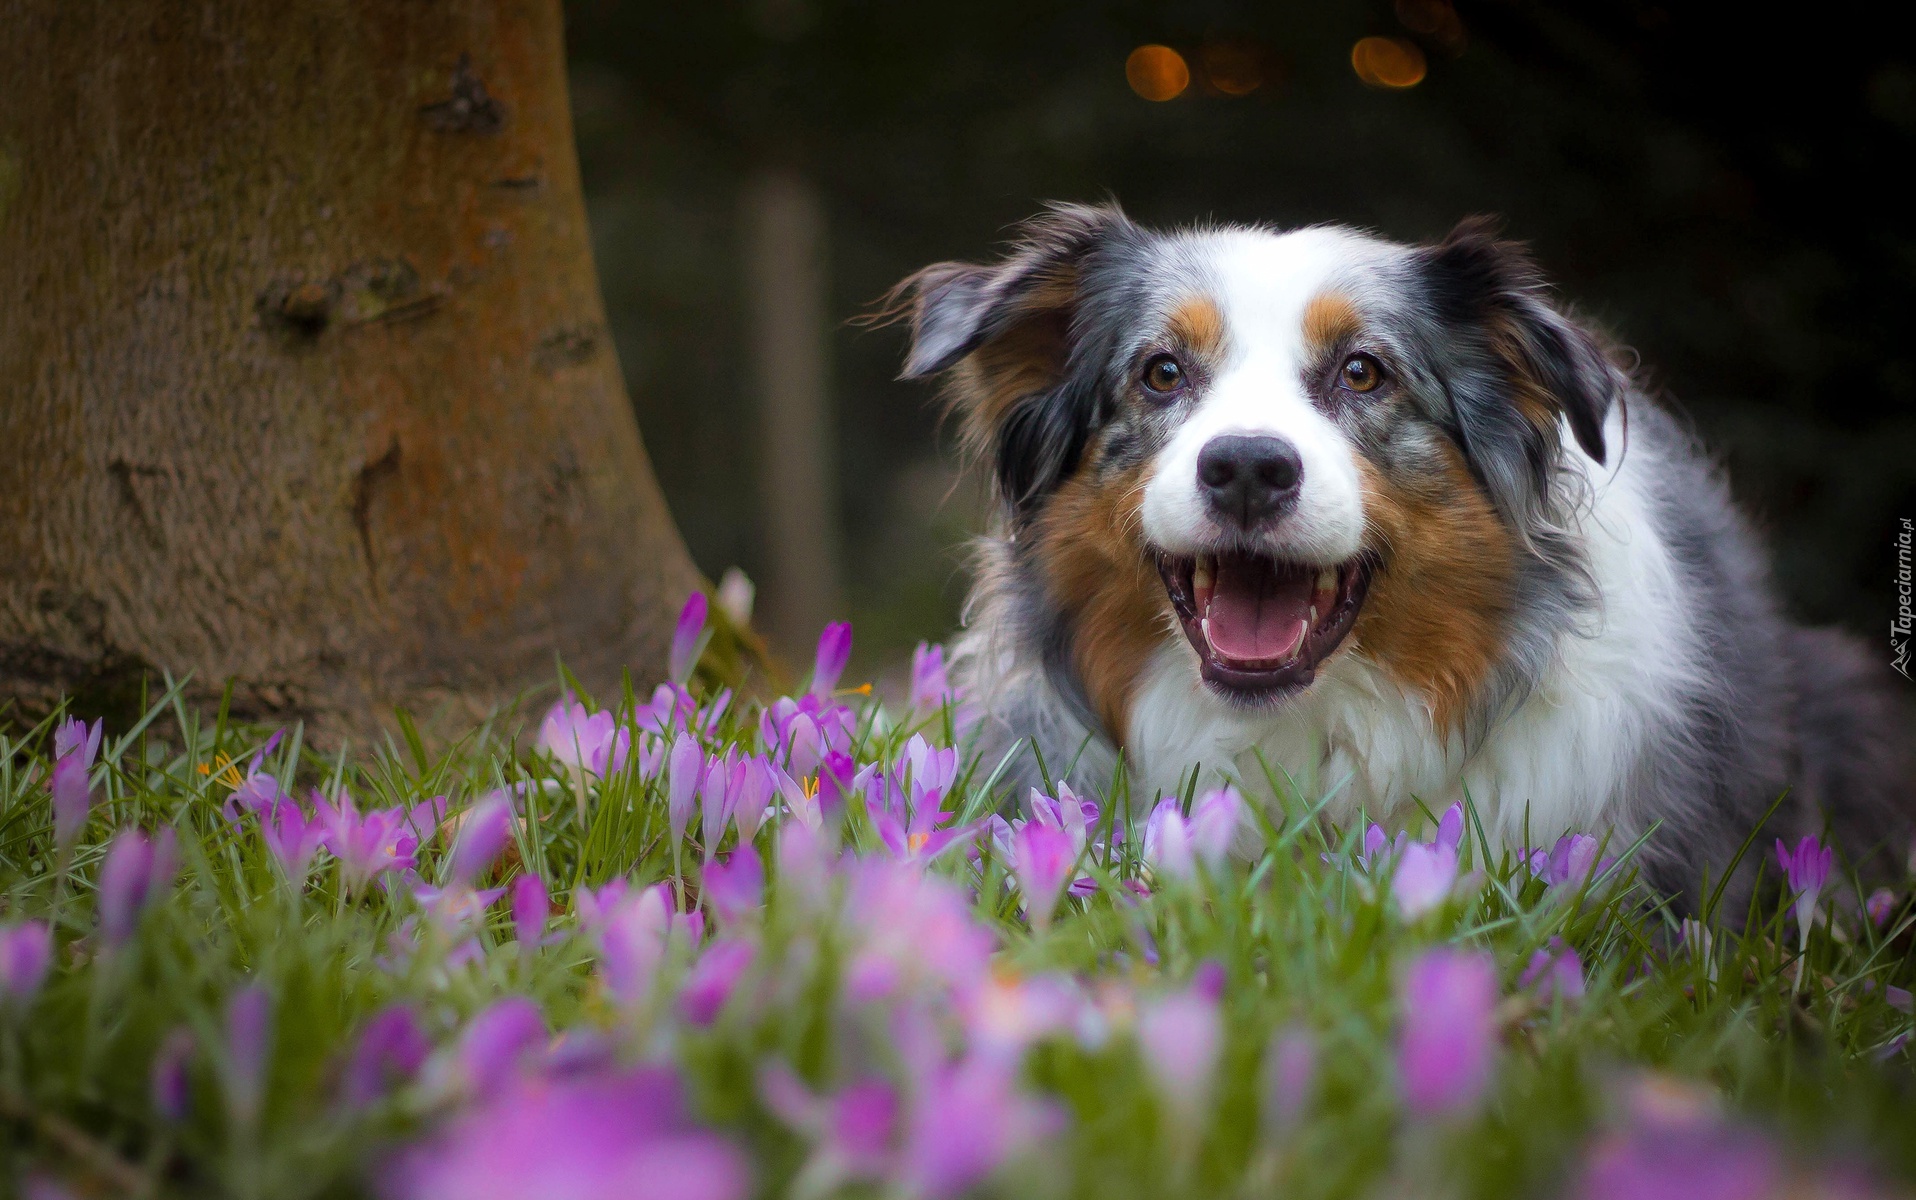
[568,0,1915,678]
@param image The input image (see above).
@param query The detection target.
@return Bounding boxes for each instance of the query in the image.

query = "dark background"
[564,0,1916,679]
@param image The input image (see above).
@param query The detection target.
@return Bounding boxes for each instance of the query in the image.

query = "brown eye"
[1143,354,1185,394]
[1341,353,1384,393]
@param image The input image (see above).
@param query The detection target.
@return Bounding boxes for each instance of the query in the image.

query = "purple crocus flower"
[261,796,324,883]
[1136,982,1223,1128]
[729,755,776,843]
[680,939,756,1027]
[1260,1026,1316,1139]
[909,642,955,711]
[1143,799,1196,881]
[1530,833,1614,888]
[702,750,742,856]
[538,697,631,779]
[50,716,103,851]
[1398,948,1498,1118]
[842,861,994,1005]
[1777,834,1835,988]
[0,921,54,1006]
[457,997,548,1093]
[1569,1097,1781,1200]
[448,793,514,887]
[316,790,420,894]
[760,1065,899,1188]
[669,592,709,685]
[511,874,549,953]
[97,826,178,946]
[701,845,764,926]
[1188,785,1246,867]
[343,1004,431,1108]
[899,1051,1052,1200]
[667,734,706,848]
[812,622,853,695]
[380,1066,751,1200]
[1520,937,1586,1004]
[1391,840,1460,918]
[1776,835,1834,936]
[1012,821,1076,931]
[151,1027,195,1122]
[1435,802,1465,854]
[597,884,674,1006]
[1867,888,1898,928]
[224,985,273,1127]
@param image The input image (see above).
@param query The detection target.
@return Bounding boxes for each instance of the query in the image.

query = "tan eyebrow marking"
[1165,295,1227,359]
[1302,291,1363,352]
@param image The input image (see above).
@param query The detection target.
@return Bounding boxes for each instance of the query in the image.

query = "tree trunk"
[743,167,843,659]
[0,0,701,740]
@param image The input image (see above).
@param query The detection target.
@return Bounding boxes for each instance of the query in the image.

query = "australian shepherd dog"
[891,203,1912,907]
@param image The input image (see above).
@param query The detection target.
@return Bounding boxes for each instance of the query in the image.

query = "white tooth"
[1316,567,1337,593]
[1193,556,1214,592]
[1308,604,1318,626]
[1200,617,1213,647]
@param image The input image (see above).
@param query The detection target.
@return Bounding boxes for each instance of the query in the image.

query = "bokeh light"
[1395,0,1468,54]
[1126,44,1190,101]
[1200,41,1264,96]
[1352,36,1427,89]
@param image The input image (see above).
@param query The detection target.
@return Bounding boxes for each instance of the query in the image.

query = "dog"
[890,203,1913,907]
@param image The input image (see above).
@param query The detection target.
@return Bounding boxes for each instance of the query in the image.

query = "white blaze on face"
[1138,228,1390,566]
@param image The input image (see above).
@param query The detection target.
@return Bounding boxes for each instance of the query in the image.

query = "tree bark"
[0,0,701,739]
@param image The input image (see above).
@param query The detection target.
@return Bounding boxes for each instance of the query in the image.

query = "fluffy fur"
[892,203,1913,909]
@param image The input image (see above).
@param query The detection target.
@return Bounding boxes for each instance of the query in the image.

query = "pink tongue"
[1206,557,1312,662]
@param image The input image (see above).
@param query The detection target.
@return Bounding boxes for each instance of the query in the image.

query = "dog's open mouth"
[1156,550,1372,697]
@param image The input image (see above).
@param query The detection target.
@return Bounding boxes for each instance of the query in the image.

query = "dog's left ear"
[1423,218,1624,506]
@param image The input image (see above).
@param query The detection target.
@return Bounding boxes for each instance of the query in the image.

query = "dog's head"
[892,204,1622,737]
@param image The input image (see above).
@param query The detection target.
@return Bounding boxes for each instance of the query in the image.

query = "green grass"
[1,673,1913,1199]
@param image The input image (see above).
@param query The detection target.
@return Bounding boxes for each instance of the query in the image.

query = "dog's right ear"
[891,202,1126,380]
[882,204,1134,519]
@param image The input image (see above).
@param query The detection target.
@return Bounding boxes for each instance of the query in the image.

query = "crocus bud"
[1143,799,1195,881]
[1398,948,1497,1118]
[1137,982,1223,1128]
[151,1027,195,1123]
[1260,1026,1316,1139]
[457,997,546,1093]
[702,845,764,926]
[341,1005,428,1108]
[1012,822,1076,931]
[667,735,706,847]
[511,874,549,953]
[223,985,273,1127]
[0,921,54,1006]
[669,592,709,685]
[680,939,756,1026]
[447,793,514,887]
[909,642,953,711]
[49,717,103,852]
[811,622,853,695]
[94,829,153,941]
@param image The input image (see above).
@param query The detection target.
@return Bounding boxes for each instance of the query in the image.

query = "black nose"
[1196,434,1303,529]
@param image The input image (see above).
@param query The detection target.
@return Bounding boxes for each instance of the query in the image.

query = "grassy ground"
[2,625,1914,1199]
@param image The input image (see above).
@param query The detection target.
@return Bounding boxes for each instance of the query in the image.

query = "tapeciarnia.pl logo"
[1895,517,1913,679]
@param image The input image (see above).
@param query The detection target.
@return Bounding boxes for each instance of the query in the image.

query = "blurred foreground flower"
[97,826,179,947]
[1137,972,1224,1133]
[382,1066,750,1200]
[1398,948,1497,1118]
[1520,938,1586,1004]
[0,920,53,1007]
